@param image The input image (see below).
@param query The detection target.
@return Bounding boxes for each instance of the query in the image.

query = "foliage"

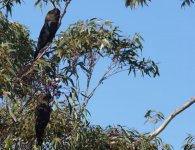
[144,110,165,125]
[34,0,68,8]
[57,18,159,77]
[0,0,22,15]
[124,0,195,8]
[0,99,172,149]
[0,0,195,15]
[125,0,151,8]
[0,0,68,14]
[0,12,35,98]
[183,134,195,150]
[181,0,195,7]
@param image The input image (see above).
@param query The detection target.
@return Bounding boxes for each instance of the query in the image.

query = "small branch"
[17,44,51,79]
[148,96,195,141]
[58,0,72,28]
[83,52,96,104]
[82,61,124,106]
[83,61,114,105]
[75,73,80,99]
[83,75,91,102]
[0,0,10,10]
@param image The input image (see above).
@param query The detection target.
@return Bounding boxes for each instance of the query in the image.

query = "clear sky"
[10,0,195,149]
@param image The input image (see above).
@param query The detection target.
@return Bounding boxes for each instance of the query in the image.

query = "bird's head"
[40,93,52,105]
[46,8,61,22]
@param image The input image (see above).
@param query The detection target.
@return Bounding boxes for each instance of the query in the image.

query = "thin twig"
[58,0,71,28]
[0,0,10,10]
[148,96,195,141]
[17,44,51,79]
[75,73,80,100]
[83,61,115,106]
[83,53,95,104]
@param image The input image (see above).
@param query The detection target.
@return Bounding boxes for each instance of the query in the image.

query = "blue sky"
[10,0,195,149]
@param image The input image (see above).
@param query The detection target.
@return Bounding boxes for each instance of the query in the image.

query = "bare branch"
[58,0,72,28]
[82,61,115,107]
[81,60,128,109]
[148,96,195,141]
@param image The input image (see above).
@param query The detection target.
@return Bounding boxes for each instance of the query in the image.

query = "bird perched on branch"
[35,93,52,146]
[34,8,60,59]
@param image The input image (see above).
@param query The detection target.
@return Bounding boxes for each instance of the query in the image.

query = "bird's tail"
[36,128,44,146]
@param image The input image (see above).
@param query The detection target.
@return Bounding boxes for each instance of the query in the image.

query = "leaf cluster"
[144,110,165,125]
[56,18,159,78]
[183,134,195,150]
[181,0,195,7]
[0,0,22,15]
[125,0,195,8]
[0,12,35,98]
[125,0,151,8]
[0,99,172,149]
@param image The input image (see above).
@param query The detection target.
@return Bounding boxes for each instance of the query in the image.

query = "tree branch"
[0,0,10,10]
[17,44,51,79]
[58,0,71,28]
[148,96,195,141]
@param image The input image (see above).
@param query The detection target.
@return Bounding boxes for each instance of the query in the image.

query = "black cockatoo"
[34,8,60,59]
[35,93,52,146]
